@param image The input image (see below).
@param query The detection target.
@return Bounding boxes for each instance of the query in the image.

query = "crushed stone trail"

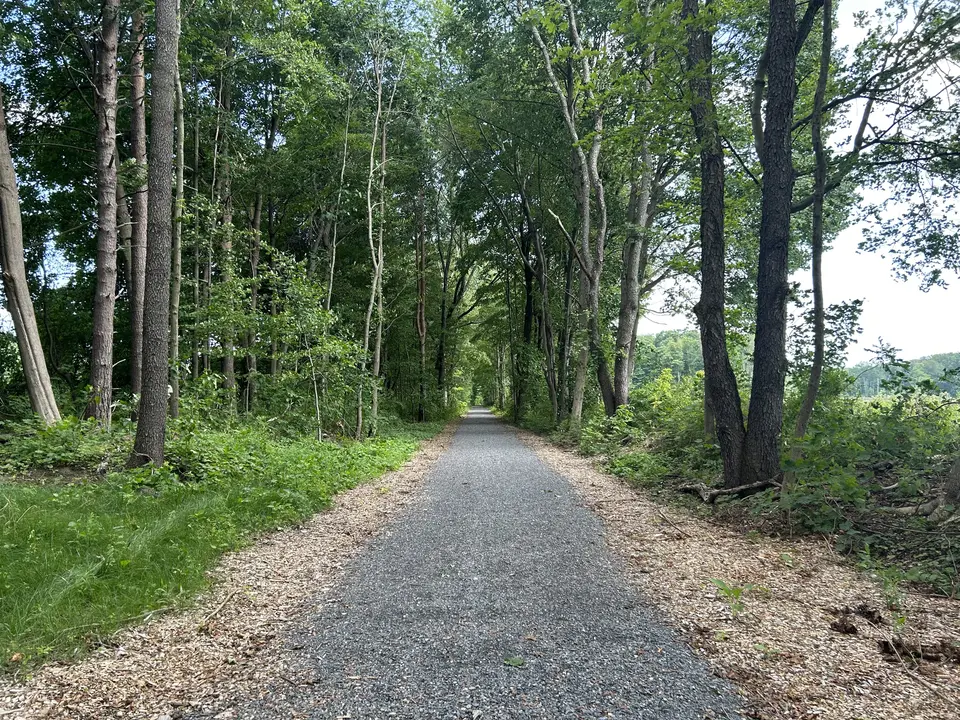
[224,408,742,719]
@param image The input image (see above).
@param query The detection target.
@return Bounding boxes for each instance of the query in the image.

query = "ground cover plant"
[0,410,443,667]
[565,347,960,597]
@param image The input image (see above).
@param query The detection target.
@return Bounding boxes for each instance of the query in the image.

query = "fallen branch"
[657,509,691,538]
[199,589,239,631]
[679,479,780,504]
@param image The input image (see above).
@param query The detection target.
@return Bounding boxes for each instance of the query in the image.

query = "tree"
[0,88,61,425]
[85,0,120,427]
[130,0,180,466]
[682,0,746,487]
[129,9,148,397]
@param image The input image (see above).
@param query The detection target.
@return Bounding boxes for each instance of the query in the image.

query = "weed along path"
[216,408,742,719]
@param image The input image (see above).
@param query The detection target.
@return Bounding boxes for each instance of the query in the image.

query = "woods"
[1,0,959,659]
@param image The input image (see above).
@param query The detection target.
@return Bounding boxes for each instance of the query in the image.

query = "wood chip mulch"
[0,423,458,720]
[519,430,960,720]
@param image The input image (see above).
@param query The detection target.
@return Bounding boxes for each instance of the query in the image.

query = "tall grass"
[0,417,443,665]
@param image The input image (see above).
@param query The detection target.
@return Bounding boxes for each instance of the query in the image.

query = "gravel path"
[229,409,743,719]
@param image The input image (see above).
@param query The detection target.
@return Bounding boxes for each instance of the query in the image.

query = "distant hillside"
[848,353,960,397]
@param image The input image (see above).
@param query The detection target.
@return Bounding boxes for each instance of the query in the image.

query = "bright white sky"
[638,0,960,365]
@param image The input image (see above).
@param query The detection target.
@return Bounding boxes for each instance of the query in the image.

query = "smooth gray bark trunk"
[0,89,61,424]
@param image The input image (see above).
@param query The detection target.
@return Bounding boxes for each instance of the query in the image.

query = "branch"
[547,207,588,275]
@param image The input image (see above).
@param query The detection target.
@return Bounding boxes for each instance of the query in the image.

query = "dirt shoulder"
[519,430,960,720]
[0,423,458,720]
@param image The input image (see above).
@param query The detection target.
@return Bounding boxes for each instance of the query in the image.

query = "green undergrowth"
[517,367,959,597]
[0,415,444,669]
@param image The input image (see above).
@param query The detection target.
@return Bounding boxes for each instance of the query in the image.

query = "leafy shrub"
[607,451,669,486]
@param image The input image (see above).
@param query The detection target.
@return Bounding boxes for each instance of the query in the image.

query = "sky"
[638,0,960,365]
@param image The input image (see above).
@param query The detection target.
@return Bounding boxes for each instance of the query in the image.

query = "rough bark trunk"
[792,0,831,445]
[170,59,184,419]
[85,0,121,427]
[0,89,61,424]
[130,0,178,466]
[416,191,427,422]
[683,0,747,487]
[532,224,558,423]
[569,272,589,427]
[129,9,148,396]
[218,40,236,395]
[742,0,799,485]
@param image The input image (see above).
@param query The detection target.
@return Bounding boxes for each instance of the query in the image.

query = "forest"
[1,0,959,668]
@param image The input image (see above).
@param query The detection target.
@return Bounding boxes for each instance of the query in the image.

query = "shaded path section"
[234,409,742,718]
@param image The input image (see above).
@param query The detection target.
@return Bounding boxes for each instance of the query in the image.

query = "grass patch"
[0,417,443,667]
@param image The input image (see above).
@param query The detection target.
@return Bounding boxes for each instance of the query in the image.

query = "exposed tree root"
[881,496,959,524]
[879,635,960,664]
[678,479,780,504]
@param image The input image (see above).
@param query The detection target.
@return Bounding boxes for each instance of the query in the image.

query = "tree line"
[1,0,958,490]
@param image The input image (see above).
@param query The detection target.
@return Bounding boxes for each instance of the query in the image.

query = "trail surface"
[228,409,742,719]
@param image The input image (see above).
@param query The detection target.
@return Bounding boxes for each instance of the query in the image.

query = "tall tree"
[130,0,180,466]
[682,0,746,487]
[741,0,799,484]
[791,0,832,450]
[129,9,148,397]
[85,0,121,427]
[0,88,61,425]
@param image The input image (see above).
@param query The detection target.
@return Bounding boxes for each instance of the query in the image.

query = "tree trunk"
[532,224,558,423]
[416,191,427,422]
[556,248,574,421]
[569,271,589,427]
[683,0,747,487]
[356,50,385,440]
[191,72,201,380]
[116,176,132,288]
[244,107,277,413]
[742,0,799,485]
[530,9,614,416]
[369,110,388,438]
[129,9,148,397]
[85,0,121,427]
[0,89,61,425]
[792,0,831,446]
[130,0,179,466]
[327,95,352,312]
[218,40,236,395]
[170,58,184,419]
[613,150,653,408]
